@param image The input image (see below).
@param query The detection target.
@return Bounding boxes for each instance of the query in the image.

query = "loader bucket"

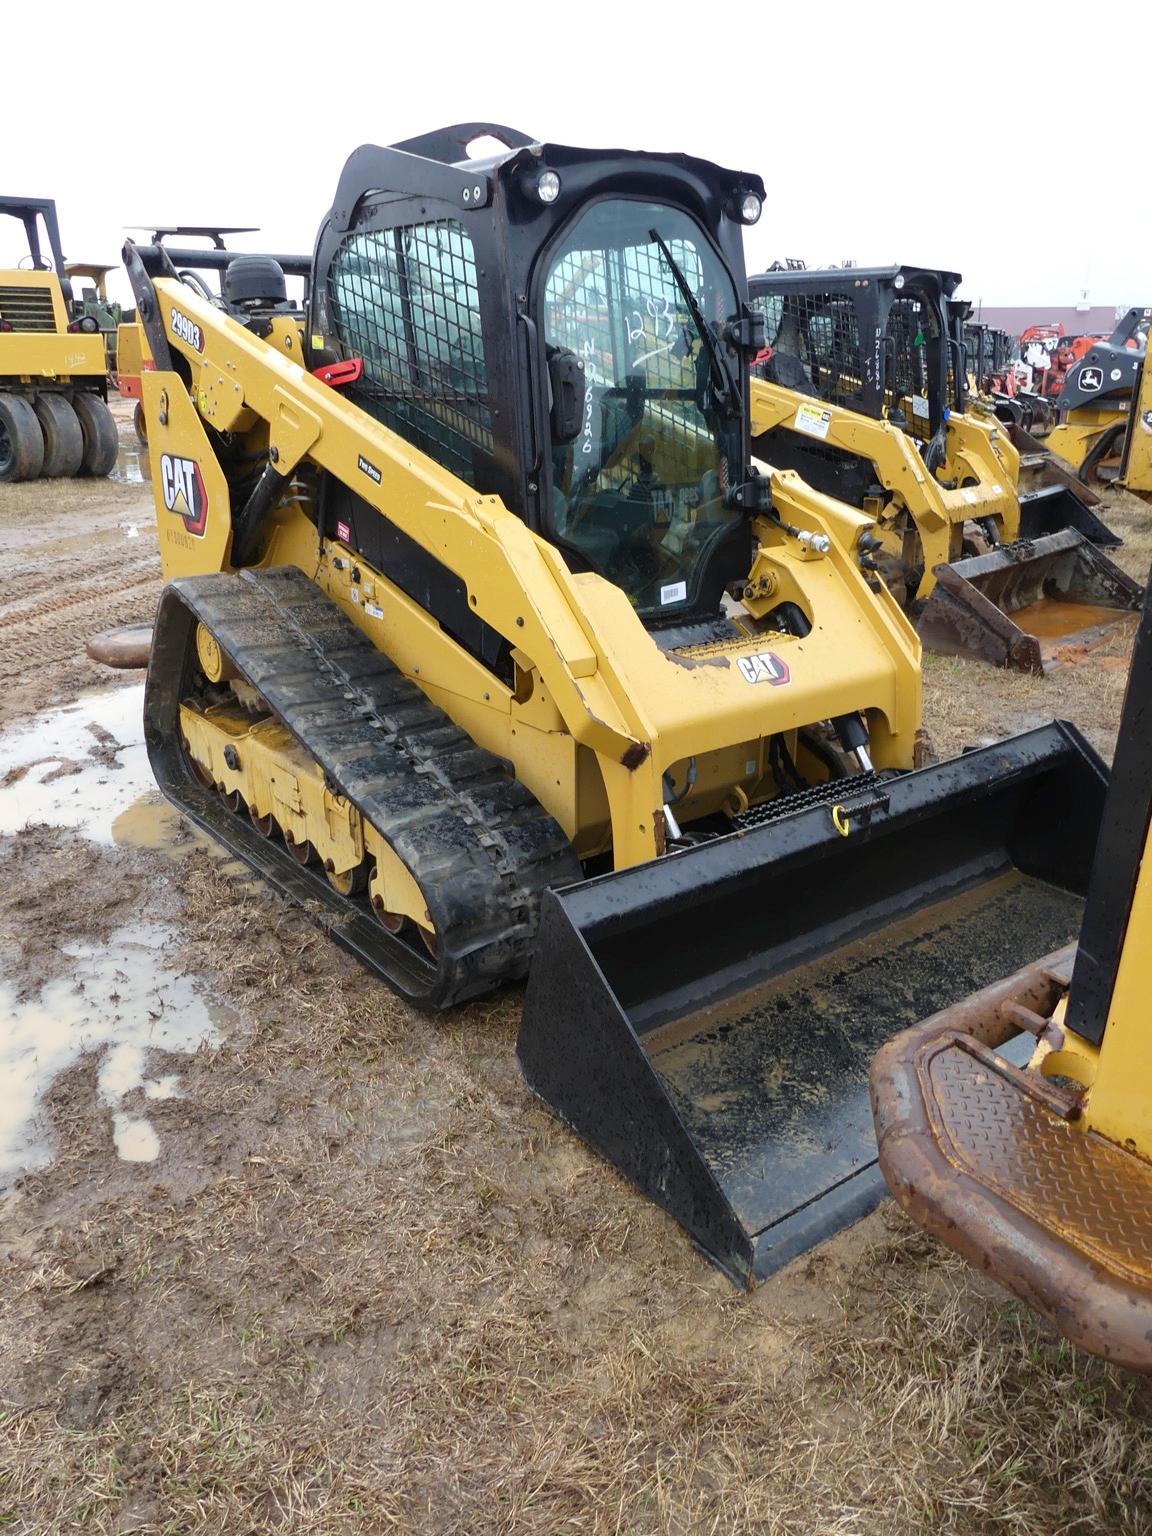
[518,724,1106,1287]
[1007,426,1120,547]
[917,529,1143,673]
[1016,484,1121,549]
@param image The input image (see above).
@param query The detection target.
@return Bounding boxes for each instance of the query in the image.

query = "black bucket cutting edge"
[517,724,1107,1288]
[1016,482,1121,548]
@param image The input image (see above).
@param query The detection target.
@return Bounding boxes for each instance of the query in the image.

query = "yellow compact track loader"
[1046,307,1150,487]
[747,267,1141,673]
[125,125,1110,1287]
[872,575,1152,1373]
[0,197,119,481]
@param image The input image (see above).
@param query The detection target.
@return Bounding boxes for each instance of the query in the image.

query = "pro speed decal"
[737,651,790,686]
[160,454,208,536]
[170,307,204,353]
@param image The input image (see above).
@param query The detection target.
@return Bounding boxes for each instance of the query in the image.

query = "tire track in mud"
[0,550,161,684]
[0,552,159,622]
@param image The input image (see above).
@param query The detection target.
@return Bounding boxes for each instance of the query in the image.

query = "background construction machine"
[114,319,152,444]
[961,318,1053,433]
[124,125,1109,1290]
[0,196,119,481]
[64,261,123,373]
[872,574,1152,1373]
[952,300,1110,525]
[746,265,1141,672]
[1021,323,1084,400]
[1047,307,1150,486]
[116,227,307,446]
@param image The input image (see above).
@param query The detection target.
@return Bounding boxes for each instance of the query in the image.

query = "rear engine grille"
[0,285,57,332]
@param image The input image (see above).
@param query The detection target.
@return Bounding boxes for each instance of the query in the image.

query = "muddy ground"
[1,421,1150,1535]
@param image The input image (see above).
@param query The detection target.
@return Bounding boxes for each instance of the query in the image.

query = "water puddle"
[24,520,155,559]
[1011,599,1134,642]
[0,684,151,842]
[0,684,258,878]
[0,921,225,1188]
[112,794,199,856]
[113,445,151,486]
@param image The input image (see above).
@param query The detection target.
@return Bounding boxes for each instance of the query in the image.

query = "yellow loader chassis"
[137,277,923,875]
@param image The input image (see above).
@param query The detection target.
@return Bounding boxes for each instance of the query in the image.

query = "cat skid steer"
[746,266,1140,673]
[122,126,1108,1290]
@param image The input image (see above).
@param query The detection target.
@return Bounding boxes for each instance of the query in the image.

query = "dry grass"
[2,848,1150,1535]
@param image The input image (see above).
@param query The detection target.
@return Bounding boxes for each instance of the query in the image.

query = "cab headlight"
[535,170,562,205]
[739,192,762,225]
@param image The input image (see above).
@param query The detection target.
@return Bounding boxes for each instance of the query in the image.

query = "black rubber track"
[145,566,583,1008]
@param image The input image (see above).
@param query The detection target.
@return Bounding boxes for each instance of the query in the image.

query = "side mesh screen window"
[327,220,493,486]
[750,291,864,409]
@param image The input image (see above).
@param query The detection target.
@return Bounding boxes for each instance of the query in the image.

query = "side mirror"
[723,304,766,356]
[547,346,585,443]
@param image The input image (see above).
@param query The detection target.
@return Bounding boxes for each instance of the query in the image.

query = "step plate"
[873,1028,1152,1372]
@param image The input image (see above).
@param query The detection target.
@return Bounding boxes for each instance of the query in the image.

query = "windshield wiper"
[648,228,735,415]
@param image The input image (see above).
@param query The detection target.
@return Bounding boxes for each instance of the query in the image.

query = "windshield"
[541,200,743,618]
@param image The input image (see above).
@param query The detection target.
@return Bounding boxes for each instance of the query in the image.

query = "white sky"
[4,2,1148,312]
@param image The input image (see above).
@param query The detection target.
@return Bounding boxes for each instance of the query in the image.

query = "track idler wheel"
[325,859,368,897]
[249,806,276,838]
[371,896,406,935]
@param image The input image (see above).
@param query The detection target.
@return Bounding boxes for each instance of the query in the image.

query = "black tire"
[0,394,45,482]
[72,393,120,477]
[33,394,84,478]
[133,400,148,446]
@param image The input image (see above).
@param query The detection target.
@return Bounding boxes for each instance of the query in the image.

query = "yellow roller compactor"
[126,125,1111,1286]
[747,267,1142,673]
[0,197,120,481]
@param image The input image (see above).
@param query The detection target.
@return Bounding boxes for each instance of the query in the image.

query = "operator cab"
[309,125,767,629]
[0,196,75,316]
[748,264,963,504]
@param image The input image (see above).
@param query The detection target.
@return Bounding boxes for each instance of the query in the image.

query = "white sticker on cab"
[660,581,687,605]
